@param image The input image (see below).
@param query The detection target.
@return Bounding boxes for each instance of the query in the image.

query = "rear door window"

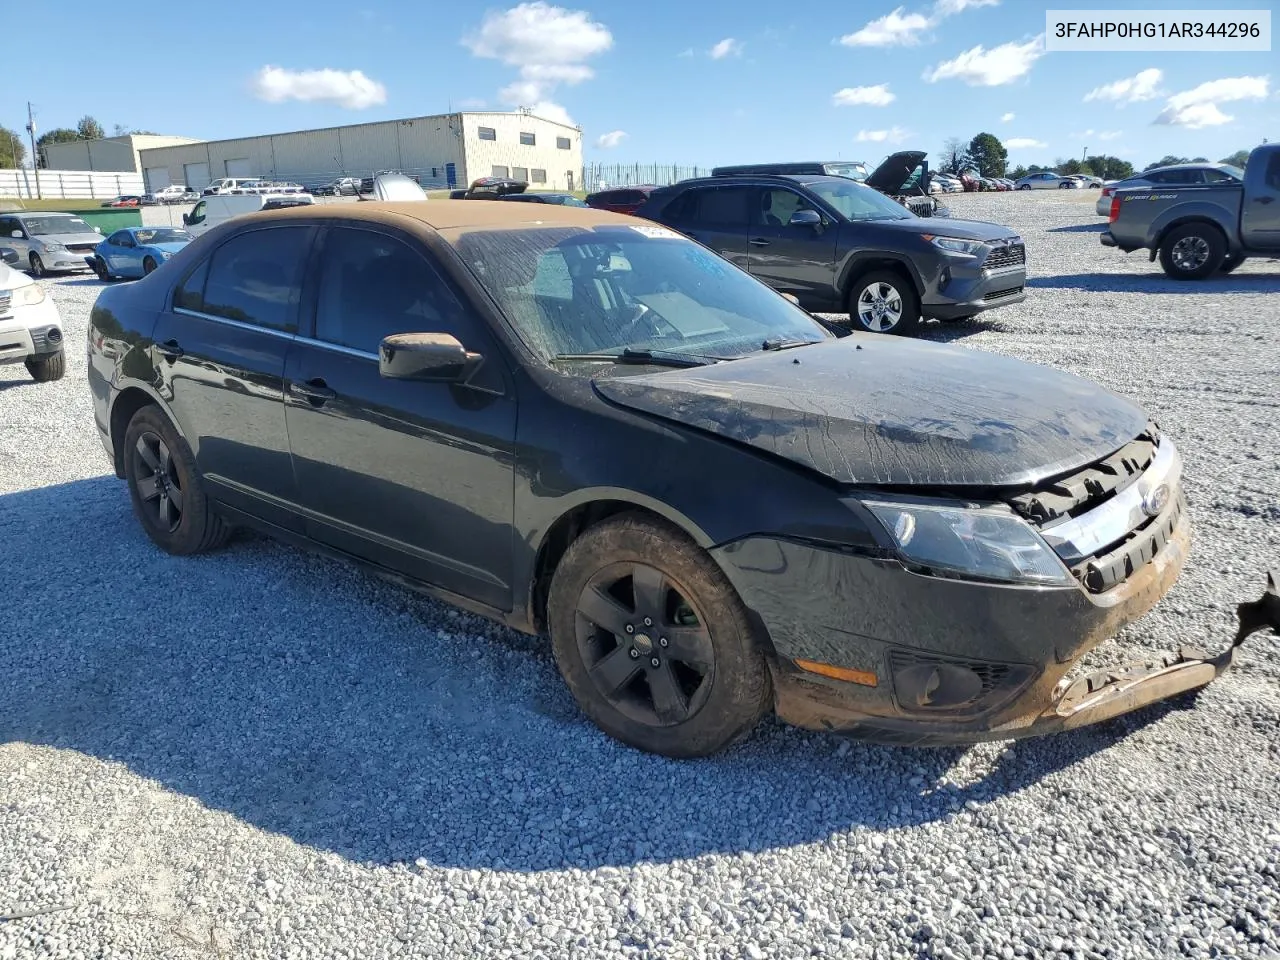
[201,227,312,333]
[683,186,752,226]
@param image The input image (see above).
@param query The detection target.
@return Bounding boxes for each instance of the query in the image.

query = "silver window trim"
[1039,438,1181,565]
[296,335,378,361]
[174,306,297,340]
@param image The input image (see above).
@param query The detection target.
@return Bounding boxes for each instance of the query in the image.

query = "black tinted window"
[685,186,751,225]
[175,258,210,311]
[1266,154,1280,190]
[202,227,310,332]
[314,227,469,355]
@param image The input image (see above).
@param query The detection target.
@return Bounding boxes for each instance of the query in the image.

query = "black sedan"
[84,202,1270,757]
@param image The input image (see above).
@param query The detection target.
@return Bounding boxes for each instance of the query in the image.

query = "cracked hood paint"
[591,335,1148,487]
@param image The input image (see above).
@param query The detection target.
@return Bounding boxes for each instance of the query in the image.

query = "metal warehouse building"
[136,111,585,193]
[42,134,203,173]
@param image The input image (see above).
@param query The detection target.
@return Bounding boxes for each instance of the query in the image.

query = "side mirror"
[94,226,102,233]
[0,247,18,265]
[779,292,801,305]
[789,209,822,229]
[379,332,483,383]
[181,213,190,226]
[9,230,22,239]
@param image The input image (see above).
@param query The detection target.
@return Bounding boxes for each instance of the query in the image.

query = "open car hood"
[864,150,927,194]
[592,336,1148,488]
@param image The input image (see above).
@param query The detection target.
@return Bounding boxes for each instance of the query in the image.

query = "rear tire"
[1158,223,1225,280]
[25,352,65,382]
[547,512,771,758]
[122,405,232,556]
[848,270,921,336]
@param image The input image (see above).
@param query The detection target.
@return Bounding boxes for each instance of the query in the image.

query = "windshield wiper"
[761,337,821,352]
[552,348,715,368]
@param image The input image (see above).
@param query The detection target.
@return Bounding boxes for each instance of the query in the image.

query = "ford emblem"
[1141,483,1171,518]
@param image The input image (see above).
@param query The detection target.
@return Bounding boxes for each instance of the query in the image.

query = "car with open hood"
[635,173,1024,335]
[84,201,1277,758]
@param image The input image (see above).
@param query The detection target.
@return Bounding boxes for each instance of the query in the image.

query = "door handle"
[749,237,771,247]
[1255,196,1275,204]
[156,338,184,361]
[289,378,336,405]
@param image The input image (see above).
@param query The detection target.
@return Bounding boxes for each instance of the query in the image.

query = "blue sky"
[3,0,1275,170]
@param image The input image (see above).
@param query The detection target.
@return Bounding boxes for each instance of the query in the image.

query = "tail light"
[1101,186,1113,197]
[1109,196,1121,221]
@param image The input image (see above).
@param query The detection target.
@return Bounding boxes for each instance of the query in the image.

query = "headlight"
[10,284,46,306]
[922,235,985,257]
[42,240,66,252]
[159,251,172,259]
[860,499,1074,586]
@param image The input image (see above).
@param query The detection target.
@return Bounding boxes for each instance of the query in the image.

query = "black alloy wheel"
[575,561,715,728]
[132,430,184,533]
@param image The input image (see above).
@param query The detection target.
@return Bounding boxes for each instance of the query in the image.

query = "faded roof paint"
[243,199,639,234]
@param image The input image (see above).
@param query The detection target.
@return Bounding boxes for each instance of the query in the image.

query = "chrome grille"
[982,286,1024,301]
[0,291,10,317]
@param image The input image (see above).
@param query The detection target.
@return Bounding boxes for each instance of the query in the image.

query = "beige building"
[41,134,202,174]
[134,111,584,193]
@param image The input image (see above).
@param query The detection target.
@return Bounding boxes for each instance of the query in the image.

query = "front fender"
[836,250,927,299]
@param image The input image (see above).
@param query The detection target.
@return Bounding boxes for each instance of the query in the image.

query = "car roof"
[245,199,640,233]
[1142,162,1233,173]
[663,173,850,189]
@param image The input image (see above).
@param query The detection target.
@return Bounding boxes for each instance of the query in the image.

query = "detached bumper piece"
[787,570,1280,747]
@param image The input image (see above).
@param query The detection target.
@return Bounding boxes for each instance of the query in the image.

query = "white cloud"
[832,84,895,107]
[1000,111,1015,122]
[463,2,611,66]
[462,2,610,114]
[528,101,575,126]
[1154,75,1270,128]
[934,0,999,13]
[1005,137,1046,149]
[1083,67,1163,104]
[923,35,1043,86]
[596,130,627,149]
[1097,130,1122,140]
[250,65,386,109]
[856,127,909,144]
[709,38,744,59]
[839,7,931,47]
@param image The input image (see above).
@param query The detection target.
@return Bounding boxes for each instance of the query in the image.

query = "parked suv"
[635,174,1026,335]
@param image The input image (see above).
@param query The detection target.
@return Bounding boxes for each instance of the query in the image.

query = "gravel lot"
[2,191,1278,960]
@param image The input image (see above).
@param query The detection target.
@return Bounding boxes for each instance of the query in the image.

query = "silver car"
[1095,163,1245,215]
[1014,172,1073,190]
[0,212,102,276]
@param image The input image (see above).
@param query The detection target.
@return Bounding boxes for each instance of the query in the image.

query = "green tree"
[1008,164,1028,179]
[0,125,25,168]
[77,115,105,140]
[1219,149,1250,166]
[967,132,1008,177]
[1084,155,1134,180]
[1055,157,1084,176]
[938,137,969,175]
[1144,155,1189,171]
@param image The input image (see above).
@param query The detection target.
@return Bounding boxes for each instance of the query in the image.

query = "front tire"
[25,352,65,382]
[1018,184,1031,191]
[122,405,232,555]
[547,513,771,758]
[142,256,157,275]
[1158,223,1226,280]
[91,257,110,281]
[848,270,921,336]
[29,253,46,277]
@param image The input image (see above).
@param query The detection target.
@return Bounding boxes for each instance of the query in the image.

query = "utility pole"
[25,101,42,199]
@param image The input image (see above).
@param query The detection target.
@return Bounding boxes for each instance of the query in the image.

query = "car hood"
[864,151,927,194]
[42,232,103,247]
[0,261,34,290]
[861,216,1018,242]
[592,336,1147,487]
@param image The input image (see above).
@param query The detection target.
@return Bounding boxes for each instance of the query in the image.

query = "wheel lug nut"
[643,617,653,627]
[650,657,660,668]
[659,637,668,648]
[625,624,634,634]
[629,648,639,659]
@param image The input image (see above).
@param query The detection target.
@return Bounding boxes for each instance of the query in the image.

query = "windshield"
[805,180,914,221]
[824,162,869,181]
[24,216,93,236]
[1220,165,1245,180]
[450,224,830,363]
[135,228,192,244]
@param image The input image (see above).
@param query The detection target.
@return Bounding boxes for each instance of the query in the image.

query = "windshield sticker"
[627,225,681,240]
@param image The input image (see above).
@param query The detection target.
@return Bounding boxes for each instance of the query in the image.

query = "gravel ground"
[2,190,1278,960]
